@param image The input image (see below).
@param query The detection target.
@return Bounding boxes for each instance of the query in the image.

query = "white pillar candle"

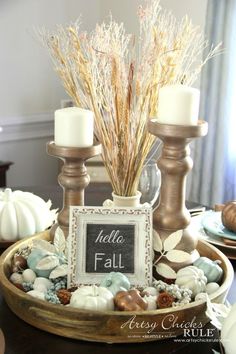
[157,85,200,125]
[54,107,94,147]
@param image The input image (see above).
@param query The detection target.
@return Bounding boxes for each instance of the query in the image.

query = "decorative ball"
[206,282,220,295]
[22,269,37,283]
[222,201,236,233]
[27,290,45,300]
[10,272,23,285]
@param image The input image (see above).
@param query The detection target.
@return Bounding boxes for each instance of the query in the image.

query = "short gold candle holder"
[47,141,102,238]
[148,119,208,272]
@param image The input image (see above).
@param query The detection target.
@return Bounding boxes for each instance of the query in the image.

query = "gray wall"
[0,0,207,187]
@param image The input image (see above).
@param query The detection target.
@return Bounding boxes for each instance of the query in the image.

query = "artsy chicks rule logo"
[120,314,216,340]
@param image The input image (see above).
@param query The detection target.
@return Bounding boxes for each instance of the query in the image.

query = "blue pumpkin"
[193,257,223,283]
[100,272,130,295]
[27,249,52,278]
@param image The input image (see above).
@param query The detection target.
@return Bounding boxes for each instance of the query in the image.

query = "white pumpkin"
[0,188,57,240]
[175,266,207,297]
[33,277,53,293]
[143,295,157,310]
[221,303,236,354]
[70,285,114,311]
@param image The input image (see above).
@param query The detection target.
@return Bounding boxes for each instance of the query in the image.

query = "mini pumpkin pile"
[0,188,57,241]
[8,232,224,312]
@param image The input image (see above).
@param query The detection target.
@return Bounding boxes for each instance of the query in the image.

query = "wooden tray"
[0,239,15,250]
[0,231,234,343]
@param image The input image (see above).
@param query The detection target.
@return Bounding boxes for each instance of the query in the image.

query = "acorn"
[12,255,27,273]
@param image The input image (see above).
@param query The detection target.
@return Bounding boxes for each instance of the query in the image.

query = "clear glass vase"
[139,160,161,206]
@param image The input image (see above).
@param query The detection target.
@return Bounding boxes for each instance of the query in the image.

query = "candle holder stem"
[148,120,208,273]
[47,142,102,238]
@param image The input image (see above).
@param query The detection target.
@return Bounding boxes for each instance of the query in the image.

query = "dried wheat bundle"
[39,0,221,196]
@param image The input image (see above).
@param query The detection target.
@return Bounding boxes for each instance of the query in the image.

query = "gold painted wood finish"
[47,142,102,237]
[0,329,5,354]
[148,120,208,270]
[0,232,233,343]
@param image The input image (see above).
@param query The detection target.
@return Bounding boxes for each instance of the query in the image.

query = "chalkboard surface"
[85,223,135,273]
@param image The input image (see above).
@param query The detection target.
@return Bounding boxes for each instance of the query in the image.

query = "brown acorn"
[12,255,27,273]
[114,289,148,311]
[56,289,72,305]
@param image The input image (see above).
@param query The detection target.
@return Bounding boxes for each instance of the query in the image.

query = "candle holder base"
[153,226,200,278]
[47,142,102,238]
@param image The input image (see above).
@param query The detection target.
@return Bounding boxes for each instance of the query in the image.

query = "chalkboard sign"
[85,223,135,273]
[68,206,153,288]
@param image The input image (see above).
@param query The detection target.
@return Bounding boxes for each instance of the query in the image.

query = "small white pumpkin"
[0,188,57,240]
[143,287,159,296]
[221,304,236,354]
[70,285,114,311]
[33,277,52,293]
[143,295,157,310]
[175,266,207,297]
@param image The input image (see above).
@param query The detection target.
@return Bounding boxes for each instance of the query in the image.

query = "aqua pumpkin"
[100,272,130,296]
[193,257,223,283]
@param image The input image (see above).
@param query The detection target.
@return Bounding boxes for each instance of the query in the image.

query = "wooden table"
[0,183,235,354]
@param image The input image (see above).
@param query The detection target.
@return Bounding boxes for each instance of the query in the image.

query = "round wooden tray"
[0,231,234,343]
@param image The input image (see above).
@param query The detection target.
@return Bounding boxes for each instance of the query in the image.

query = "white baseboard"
[0,112,54,142]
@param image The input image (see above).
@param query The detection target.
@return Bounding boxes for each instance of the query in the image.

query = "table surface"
[0,183,234,354]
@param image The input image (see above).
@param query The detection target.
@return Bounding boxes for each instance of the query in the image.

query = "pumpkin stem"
[92,285,99,296]
[4,188,13,202]
[214,260,222,265]
[105,280,112,287]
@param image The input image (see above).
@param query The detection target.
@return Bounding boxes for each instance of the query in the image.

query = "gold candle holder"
[148,119,208,272]
[47,141,102,238]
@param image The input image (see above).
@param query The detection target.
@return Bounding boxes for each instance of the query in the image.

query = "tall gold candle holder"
[148,119,208,272]
[47,141,102,238]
